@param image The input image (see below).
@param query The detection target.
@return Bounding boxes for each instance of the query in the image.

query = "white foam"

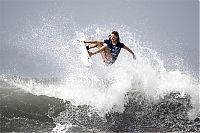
[3,25,199,116]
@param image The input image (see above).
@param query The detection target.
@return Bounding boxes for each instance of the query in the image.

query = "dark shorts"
[104,59,116,66]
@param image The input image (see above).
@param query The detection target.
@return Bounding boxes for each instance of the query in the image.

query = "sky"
[0,0,199,77]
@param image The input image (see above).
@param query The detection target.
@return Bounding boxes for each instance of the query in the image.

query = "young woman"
[84,31,136,65]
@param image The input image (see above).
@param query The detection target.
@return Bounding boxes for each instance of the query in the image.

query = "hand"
[133,54,136,60]
[77,40,85,43]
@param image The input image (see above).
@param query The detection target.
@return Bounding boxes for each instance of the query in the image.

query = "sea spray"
[1,18,199,116]
[2,26,199,117]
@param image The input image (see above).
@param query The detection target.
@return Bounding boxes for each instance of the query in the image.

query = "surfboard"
[78,40,93,66]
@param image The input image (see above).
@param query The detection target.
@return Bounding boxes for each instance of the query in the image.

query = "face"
[110,34,118,42]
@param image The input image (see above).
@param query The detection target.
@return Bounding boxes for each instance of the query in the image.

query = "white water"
[1,17,199,116]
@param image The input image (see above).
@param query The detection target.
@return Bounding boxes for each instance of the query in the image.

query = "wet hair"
[108,34,111,40]
[111,31,120,43]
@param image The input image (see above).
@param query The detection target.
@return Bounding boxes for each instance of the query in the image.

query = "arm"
[123,45,136,60]
[84,40,104,44]
[84,40,98,44]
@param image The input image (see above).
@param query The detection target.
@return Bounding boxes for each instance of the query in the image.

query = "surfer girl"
[84,31,136,65]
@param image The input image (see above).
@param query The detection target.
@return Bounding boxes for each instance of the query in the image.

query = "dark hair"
[108,34,111,40]
[111,31,120,43]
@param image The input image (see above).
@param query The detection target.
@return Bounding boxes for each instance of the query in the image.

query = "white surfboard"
[78,40,93,66]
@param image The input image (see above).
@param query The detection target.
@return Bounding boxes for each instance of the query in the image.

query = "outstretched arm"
[84,40,98,44]
[123,45,136,60]
[84,40,104,44]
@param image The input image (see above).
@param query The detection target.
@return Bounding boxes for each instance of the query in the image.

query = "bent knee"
[96,42,103,47]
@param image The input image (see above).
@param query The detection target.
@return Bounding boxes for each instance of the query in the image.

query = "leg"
[88,43,99,49]
[95,42,112,63]
[87,42,113,63]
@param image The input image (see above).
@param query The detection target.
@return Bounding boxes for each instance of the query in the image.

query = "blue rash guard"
[104,39,125,64]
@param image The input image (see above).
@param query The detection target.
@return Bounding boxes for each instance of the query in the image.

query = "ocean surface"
[0,13,199,132]
[0,0,200,130]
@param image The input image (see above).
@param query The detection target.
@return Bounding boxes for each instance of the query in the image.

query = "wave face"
[1,14,199,132]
